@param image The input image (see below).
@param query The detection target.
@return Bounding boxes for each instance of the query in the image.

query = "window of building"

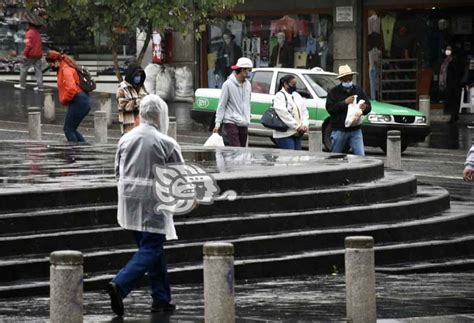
[206,13,334,88]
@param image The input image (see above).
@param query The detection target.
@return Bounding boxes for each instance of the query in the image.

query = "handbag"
[260,92,288,132]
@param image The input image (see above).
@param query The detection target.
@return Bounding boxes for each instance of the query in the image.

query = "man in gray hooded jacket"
[213,57,253,147]
[107,94,183,317]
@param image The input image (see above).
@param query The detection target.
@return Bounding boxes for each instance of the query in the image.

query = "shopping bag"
[345,95,365,128]
[204,133,225,147]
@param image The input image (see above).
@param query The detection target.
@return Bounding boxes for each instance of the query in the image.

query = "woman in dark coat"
[440,45,463,123]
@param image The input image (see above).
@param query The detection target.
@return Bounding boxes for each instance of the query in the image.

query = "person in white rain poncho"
[107,94,183,317]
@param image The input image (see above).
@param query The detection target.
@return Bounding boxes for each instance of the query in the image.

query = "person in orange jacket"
[46,50,91,142]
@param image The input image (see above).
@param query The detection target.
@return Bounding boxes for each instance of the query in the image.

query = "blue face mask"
[287,84,297,94]
[133,75,142,85]
[245,71,253,80]
[342,81,353,89]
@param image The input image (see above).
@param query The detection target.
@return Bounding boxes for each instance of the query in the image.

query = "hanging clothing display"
[275,15,298,41]
[368,47,381,99]
[381,14,396,52]
[294,51,308,68]
[368,14,381,34]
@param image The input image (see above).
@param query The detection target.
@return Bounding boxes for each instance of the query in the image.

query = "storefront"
[362,2,474,108]
[202,5,335,88]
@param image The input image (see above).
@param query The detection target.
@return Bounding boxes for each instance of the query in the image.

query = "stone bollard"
[50,250,83,323]
[418,95,431,126]
[43,90,56,122]
[99,93,113,127]
[386,130,402,170]
[345,236,376,323]
[168,116,177,140]
[203,242,235,323]
[308,126,322,152]
[94,111,108,144]
[28,107,41,140]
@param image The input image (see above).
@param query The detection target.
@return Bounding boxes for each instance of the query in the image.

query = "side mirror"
[298,90,312,99]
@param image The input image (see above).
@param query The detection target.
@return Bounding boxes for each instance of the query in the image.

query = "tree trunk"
[111,33,123,82]
[137,23,153,65]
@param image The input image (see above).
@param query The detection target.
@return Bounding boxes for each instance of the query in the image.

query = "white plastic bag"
[175,66,194,102]
[155,65,175,102]
[144,64,161,94]
[204,133,225,147]
[345,95,365,128]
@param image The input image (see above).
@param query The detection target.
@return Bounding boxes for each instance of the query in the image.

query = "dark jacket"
[270,43,293,68]
[325,84,372,131]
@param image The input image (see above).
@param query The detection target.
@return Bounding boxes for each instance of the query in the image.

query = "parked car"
[191,67,430,152]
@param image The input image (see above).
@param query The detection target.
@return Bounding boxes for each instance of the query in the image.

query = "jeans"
[113,231,171,304]
[223,123,248,147]
[275,136,302,150]
[19,58,43,88]
[330,128,365,156]
[64,92,91,142]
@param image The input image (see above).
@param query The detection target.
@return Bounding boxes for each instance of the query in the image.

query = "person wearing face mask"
[439,45,463,123]
[272,75,309,150]
[46,50,91,142]
[214,29,242,87]
[213,57,253,147]
[117,63,148,134]
[325,65,371,156]
[270,32,293,68]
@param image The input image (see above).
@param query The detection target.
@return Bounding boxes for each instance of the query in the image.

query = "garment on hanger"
[381,14,396,52]
[294,51,307,68]
[368,47,382,99]
[368,13,381,35]
[275,15,298,41]
[306,36,317,54]
[251,37,261,67]
[260,39,270,67]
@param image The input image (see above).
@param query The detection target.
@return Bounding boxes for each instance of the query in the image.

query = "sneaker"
[106,282,124,317]
[33,87,44,92]
[151,302,176,313]
[14,84,26,90]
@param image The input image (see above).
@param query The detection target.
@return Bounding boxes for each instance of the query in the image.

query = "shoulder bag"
[260,92,289,132]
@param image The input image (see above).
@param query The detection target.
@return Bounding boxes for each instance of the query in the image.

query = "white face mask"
[445,49,452,56]
[342,81,353,89]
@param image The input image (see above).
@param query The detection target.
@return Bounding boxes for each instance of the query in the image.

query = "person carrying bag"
[271,74,309,150]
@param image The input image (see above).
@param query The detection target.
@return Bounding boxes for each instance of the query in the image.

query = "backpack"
[76,66,96,92]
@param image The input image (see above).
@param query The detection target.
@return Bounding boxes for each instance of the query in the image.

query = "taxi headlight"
[415,116,427,124]
[368,114,392,123]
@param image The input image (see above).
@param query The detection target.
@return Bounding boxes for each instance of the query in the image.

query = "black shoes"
[151,302,176,313]
[107,282,124,317]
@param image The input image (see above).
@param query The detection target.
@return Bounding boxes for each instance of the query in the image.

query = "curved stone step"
[0,197,468,286]
[376,258,474,274]
[2,231,474,298]
[0,187,442,257]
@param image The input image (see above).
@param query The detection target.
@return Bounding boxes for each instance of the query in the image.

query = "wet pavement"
[0,273,473,322]
[0,81,473,322]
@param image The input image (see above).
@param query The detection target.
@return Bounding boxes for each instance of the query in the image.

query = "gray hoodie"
[465,145,474,170]
[215,73,251,128]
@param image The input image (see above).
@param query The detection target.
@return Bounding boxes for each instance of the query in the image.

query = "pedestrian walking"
[213,57,253,147]
[117,63,147,134]
[272,74,309,150]
[46,50,91,142]
[464,144,474,182]
[108,94,182,317]
[325,65,371,156]
[14,11,44,91]
[439,45,464,123]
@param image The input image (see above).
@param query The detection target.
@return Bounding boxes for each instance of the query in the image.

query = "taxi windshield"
[303,74,339,98]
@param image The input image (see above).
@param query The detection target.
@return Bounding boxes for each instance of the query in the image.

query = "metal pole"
[168,116,177,140]
[308,126,322,152]
[50,250,83,323]
[345,236,376,323]
[43,90,56,122]
[28,107,41,140]
[386,130,402,170]
[418,95,431,126]
[204,242,235,323]
[94,111,108,144]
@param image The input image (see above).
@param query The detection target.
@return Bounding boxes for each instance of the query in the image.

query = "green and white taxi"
[191,67,430,152]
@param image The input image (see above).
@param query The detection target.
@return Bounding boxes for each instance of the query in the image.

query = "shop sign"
[336,6,353,23]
